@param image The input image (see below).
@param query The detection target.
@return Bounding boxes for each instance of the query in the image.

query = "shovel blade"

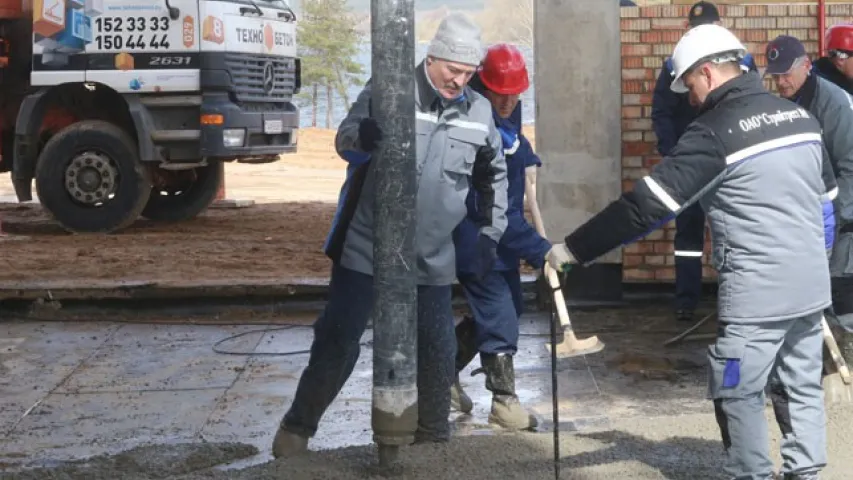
[546,335,605,358]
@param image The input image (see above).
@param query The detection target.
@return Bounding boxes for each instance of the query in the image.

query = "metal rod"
[819,0,827,57]
[370,0,419,468]
[550,302,561,480]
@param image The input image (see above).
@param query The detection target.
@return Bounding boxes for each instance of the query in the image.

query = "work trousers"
[281,263,456,441]
[674,202,705,312]
[708,312,826,480]
[458,269,524,356]
[828,277,853,333]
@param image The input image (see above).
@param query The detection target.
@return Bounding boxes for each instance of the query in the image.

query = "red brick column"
[618,2,853,283]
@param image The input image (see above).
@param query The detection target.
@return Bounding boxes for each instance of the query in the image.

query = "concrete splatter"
[0,442,258,480]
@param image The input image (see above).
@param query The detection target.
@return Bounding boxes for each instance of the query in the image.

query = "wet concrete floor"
[1,303,851,478]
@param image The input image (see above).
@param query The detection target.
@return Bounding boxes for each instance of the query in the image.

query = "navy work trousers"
[674,202,705,312]
[459,268,524,355]
[281,263,456,441]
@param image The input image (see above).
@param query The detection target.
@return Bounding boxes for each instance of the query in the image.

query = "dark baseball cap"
[765,35,808,74]
[688,1,721,27]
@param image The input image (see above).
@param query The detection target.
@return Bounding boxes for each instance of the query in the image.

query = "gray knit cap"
[427,13,484,66]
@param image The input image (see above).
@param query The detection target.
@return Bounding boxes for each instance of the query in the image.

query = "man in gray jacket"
[766,35,853,367]
[547,25,834,480]
[271,13,509,457]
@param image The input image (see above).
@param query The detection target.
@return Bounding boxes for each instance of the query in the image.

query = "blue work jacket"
[454,99,552,275]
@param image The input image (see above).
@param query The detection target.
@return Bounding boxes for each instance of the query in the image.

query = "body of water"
[297,42,536,128]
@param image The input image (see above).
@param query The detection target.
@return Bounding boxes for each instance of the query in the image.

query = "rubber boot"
[271,427,308,458]
[450,376,473,414]
[839,331,853,368]
[481,353,538,430]
[675,309,694,323]
[450,315,477,414]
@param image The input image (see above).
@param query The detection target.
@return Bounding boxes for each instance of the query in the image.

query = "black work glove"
[473,234,498,280]
[358,118,383,152]
[476,143,497,167]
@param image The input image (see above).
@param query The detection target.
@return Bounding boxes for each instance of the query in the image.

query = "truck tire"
[35,120,151,233]
[141,161,223,222]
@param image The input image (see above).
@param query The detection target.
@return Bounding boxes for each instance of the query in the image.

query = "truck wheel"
[35,120,151,233]
[142,161,223,222]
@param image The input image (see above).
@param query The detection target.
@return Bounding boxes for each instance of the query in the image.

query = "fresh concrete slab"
[0,304,850,479]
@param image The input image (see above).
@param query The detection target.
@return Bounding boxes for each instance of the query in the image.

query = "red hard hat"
[479,44,529,95]
[826,23,853,52]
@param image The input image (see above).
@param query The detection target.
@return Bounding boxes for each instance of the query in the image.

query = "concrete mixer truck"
[0,0,300,232]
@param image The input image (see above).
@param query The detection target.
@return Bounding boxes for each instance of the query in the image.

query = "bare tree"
[508,0,534,48]
[481,0,533,47]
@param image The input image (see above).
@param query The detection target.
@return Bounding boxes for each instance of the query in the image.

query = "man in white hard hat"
[545,25,834,480]
[651,1,758,324]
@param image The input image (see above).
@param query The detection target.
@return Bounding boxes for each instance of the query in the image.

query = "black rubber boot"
[450,315,477,414]
[271,427,308,458]
[481,353,538,430]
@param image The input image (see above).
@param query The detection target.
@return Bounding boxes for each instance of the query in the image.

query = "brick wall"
[619,3,853,283]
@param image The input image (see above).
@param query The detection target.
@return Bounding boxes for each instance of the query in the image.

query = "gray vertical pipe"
[534,0,623,300]
[369,0,418,467]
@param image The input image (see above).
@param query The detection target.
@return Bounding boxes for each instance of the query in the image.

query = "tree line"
[297,0,534,128]
[297,0,365,128]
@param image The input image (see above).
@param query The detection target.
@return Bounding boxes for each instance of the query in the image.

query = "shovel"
[822,316,851,384]
[525,167,605,358]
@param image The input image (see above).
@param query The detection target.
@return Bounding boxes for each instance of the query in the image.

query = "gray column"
[534,0,623,300]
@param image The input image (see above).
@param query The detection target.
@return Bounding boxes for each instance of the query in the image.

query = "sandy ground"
[0,127,537,286]
[0,202,336,284]
[0,129,340,285]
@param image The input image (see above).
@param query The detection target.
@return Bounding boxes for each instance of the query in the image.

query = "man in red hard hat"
[450,43,556,430]
[814,24,853,94]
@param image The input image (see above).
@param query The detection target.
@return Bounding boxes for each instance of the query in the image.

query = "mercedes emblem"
[263,62,276,94]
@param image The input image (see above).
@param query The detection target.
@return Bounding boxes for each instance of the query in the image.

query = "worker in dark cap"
[651,1,757,323]
[766,34,853,368]
[686,1,720,27]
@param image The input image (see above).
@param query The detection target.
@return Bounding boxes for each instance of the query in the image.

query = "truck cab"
[0,0,301,232]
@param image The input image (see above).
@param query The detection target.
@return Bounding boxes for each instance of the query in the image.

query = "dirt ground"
[0,127,537,286]
[0,202,336,285]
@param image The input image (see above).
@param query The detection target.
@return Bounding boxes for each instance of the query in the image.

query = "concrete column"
[534,0,623,300]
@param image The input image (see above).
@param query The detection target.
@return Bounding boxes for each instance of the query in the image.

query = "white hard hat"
[670,24,747,93]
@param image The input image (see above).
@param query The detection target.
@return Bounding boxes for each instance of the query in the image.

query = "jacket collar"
[792,72,818,109]
[698,71,765,114]
[415,60,472,114]
[493,102,522,132]
[814,57,851,91]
